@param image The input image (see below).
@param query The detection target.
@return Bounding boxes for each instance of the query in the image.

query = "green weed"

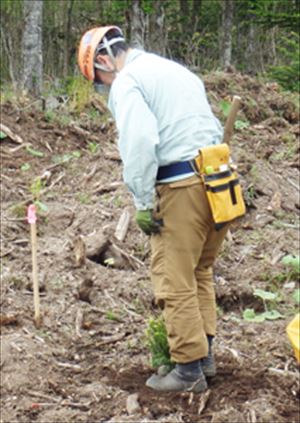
[21,163,31,171]
[243,289,283,322]
[88,142,99,155]
[76,192,91,204]
[106,310,120,321]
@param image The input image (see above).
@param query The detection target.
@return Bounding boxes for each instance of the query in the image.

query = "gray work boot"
[201,335,216,378]
[146,360,208,393]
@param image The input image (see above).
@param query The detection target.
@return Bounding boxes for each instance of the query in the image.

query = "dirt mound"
[1,72,299,422]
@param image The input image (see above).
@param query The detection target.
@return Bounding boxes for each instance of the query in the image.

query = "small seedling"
[104,257,115,267]
[0,130,7,139]
[145,316,173,368]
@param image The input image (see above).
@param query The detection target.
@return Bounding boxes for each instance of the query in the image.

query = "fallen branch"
[83,163,98,185]
[78,332,126,349]
[287,178,300,192]
[68,123,99,143]
[104,151,121,161]
[268,367,299,382]
[27,391,91,411]
[198,389,211,415]
[112,243,144,269]
[55,361,82,371]
[91,99,108,114]
[75,309,83,338]
[9,143,32,153]
[0,123,23,144]
[92,181,122,194]
[114,208,131,242]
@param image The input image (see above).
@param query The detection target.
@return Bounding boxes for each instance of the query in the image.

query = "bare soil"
[1,72,299,423]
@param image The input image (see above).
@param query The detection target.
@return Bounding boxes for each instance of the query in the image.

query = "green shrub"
[267,34,300,92]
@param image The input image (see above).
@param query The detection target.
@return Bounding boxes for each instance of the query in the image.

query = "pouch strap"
[205,178,240,193]
[204,170,232,181]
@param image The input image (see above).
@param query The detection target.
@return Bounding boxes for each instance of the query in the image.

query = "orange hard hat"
[78,26,124,81]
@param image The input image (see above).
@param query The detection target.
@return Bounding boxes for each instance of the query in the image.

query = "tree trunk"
[63,0,74,77]
[148,0,166,56]
[130,0,145,49]
[191,0,202,33]
[0,26,17,89]
[220,0,234,70]
[22,0,43,95]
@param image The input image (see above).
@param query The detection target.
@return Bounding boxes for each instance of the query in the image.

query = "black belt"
[157,160,195,181]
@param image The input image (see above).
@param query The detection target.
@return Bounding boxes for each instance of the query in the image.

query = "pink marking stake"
[27,204,41,327]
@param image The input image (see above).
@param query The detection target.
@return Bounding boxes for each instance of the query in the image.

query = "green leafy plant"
[0,130,7,139]
[145,316,172,368]
[88,142,99,155]
[281,254,300,277]
[26,146,44,158]
[21,163,31,171]
[292,288,300,305]
[234,119,250,130]
[243,289,283,322]
[106,310,120,321]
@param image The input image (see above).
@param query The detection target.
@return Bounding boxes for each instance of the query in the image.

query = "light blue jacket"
[108,49,223,210]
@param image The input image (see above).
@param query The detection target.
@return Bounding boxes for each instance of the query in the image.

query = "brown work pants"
[151,175,228,363]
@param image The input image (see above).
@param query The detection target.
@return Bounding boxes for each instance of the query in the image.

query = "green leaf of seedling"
[104,257,115,267]
[26,146,44,158]
[281,255,300,273]
[72,151,81,158]
[262,310,284,320]
[253,289,278,301]
[219,100,231,118]
[234,120,250,130]
[34,200,48,213]
[0,131,7,139]
[292,288,300,304]
[21,163,31,171]
[243,308,265,322]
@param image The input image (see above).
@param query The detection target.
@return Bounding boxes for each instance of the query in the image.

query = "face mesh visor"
[94,36,125,56]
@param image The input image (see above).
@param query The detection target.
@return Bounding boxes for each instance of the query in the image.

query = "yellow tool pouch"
[194,143,246,229]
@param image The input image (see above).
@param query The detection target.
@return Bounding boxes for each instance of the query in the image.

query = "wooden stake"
[223,95,241,145]
[27,205,41,328]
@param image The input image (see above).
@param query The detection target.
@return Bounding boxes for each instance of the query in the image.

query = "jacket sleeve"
[108,74,159,210]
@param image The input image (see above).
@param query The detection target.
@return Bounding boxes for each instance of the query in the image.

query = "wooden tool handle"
[223,95,241,145]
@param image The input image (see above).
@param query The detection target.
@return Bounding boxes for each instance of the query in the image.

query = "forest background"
[0,0,299,97]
